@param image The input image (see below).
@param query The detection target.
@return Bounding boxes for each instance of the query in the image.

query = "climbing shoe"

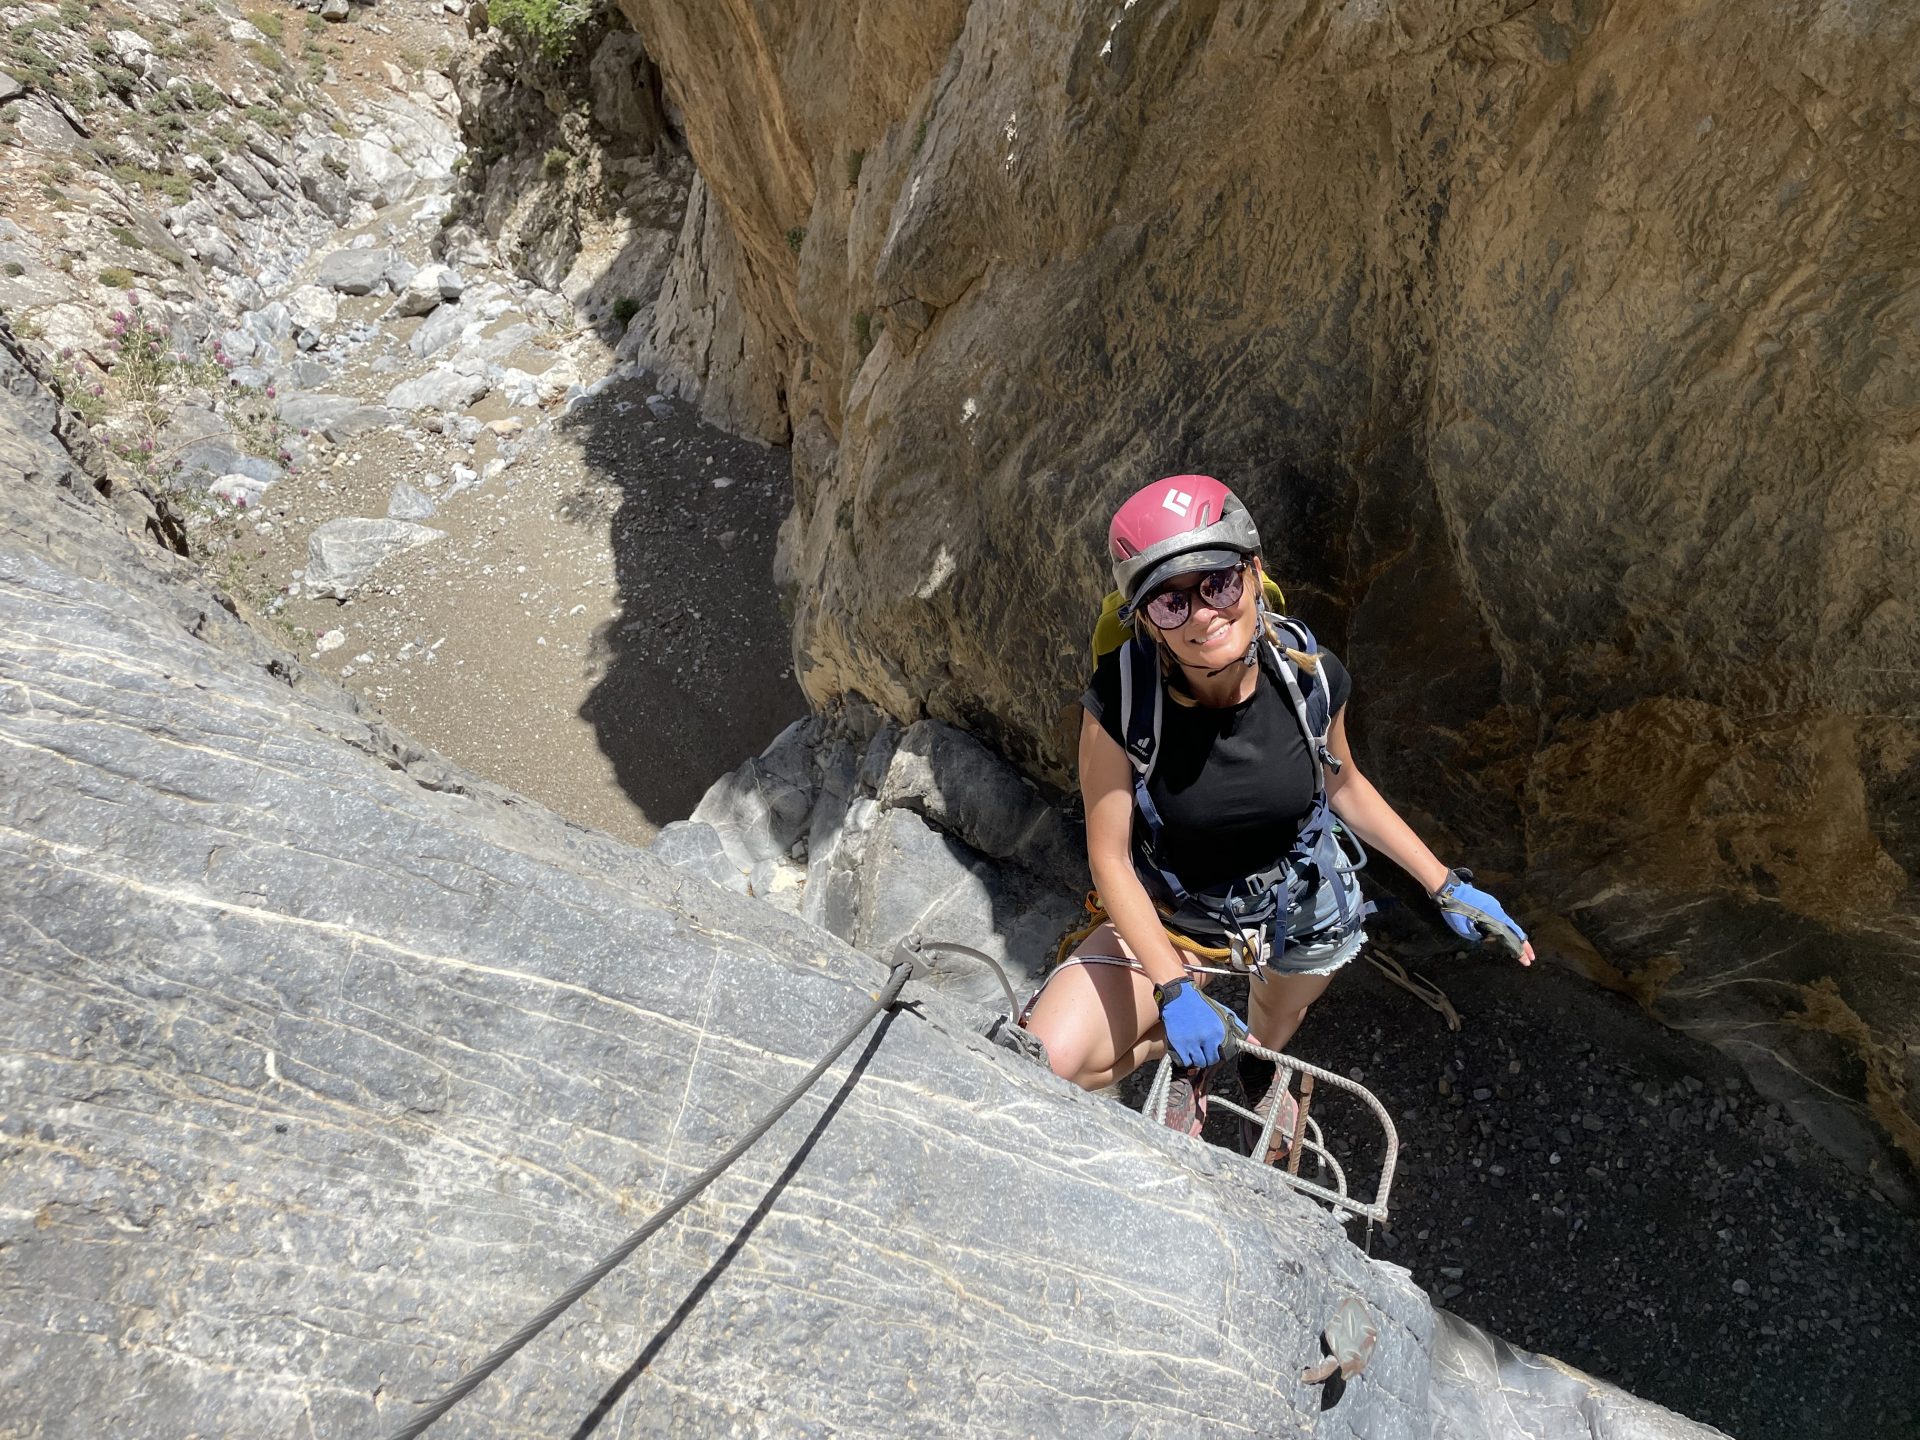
[1240,1069,1300,1166]
[1162,1064,1216,1137]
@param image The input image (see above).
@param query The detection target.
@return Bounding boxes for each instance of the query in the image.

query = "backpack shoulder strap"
[1117,633,1163,781]
[1262,613,1339,793]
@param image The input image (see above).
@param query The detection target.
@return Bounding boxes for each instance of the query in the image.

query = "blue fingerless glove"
[1432,868,1528,956]
[1155,979,1242,1068]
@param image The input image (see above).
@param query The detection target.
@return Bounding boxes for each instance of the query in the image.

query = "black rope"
[385,961,914,1440]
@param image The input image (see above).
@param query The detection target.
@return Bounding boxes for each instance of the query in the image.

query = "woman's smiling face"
[1144,561,1260,667]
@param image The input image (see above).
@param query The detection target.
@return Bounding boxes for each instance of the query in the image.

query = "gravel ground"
[1124,937,1920,1439]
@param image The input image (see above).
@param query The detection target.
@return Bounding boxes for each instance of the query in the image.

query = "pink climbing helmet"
[1108,474,1263,619]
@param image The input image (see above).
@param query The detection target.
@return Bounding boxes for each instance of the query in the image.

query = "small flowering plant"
[48,290,291,503]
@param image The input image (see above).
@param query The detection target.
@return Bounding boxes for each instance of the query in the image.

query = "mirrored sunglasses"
[1142,564,1247,629]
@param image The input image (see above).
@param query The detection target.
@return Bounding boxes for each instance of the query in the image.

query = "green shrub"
[491,0,594,60]
[245,7,283,40]
[611,296,640,328]
[845,148,864,187]
[3,261,25,277]
[110,224,143,250]
[542,145,570,177]
[98,265,135,288]
[785,226,804,255]
[110,164,190,201]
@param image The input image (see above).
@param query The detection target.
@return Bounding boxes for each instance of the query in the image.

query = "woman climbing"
[1021,474,1534,1151]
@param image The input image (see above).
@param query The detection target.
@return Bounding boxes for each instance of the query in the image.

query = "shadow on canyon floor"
[557,369,806,828]
[1132,904,1920,1440]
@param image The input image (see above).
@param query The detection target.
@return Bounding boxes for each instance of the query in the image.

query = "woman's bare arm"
[1080,710,1189,987]
[1321,706,1450,893]
[1323,705,1536,964]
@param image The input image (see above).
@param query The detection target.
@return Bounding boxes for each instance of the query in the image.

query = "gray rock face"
[589,30,665,143]
[664,711,1091,1016]
[0,458,1724,1440]
[304,516,445,597]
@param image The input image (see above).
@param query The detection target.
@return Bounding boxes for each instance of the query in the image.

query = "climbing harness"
[384,959,917,1439]
[1110,604,1377,971]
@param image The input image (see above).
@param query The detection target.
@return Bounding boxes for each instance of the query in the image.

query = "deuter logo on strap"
[1162,487,1194,517]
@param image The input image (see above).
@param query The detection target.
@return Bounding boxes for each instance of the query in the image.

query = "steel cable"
[385,960,913,1439]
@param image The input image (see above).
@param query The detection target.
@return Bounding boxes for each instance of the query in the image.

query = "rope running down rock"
[385,960,915,1439]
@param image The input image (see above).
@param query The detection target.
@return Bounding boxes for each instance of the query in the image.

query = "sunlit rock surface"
[615,0,1920,1186]
[0,437,1723,1436]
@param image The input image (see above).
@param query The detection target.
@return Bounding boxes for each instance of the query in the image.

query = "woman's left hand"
[1433,870,1534,967]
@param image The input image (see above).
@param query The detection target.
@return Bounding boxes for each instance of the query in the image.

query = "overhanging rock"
[0,473,1722,1437]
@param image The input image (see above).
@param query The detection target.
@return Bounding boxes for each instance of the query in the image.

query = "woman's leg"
[1245,968,1336,1053]
[1021,923,1167,1089]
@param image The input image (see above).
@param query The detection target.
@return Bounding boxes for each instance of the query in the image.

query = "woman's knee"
[1021,1010,1086,1082]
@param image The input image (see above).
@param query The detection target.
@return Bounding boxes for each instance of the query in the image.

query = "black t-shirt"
[1082,645,1352,891]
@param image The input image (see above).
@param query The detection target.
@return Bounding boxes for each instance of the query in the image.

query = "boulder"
[390,261,463,317]
[386,480,437,520]
[663,714,1084,1014]
[174,438,281,488]
[345,139,418,209]
[207,472,274,508]
[281,284,338,345]
[405,284,513,359]
[275,391,399,443]
[315,245,400,296]
[407,297,474,357]
[384,364,489,413]
[0,461,1725,1440]
[304,516,445,597]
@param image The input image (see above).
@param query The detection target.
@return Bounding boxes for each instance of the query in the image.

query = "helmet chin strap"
[1203,634,1260,677]
[1159,631,1260,679]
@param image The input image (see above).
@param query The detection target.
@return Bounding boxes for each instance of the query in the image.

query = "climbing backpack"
[1090,582,1369,967]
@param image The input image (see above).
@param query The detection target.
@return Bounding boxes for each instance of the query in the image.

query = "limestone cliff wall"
[615,0,1920,1183]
